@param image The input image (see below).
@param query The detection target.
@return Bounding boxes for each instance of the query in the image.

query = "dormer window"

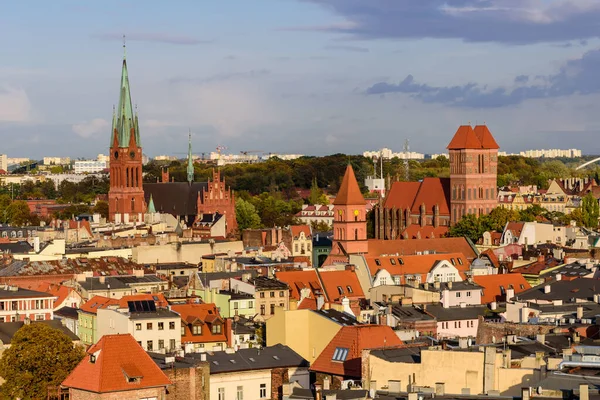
[337,286,343,295]
[390,259,396,265]
[212,324,222,334]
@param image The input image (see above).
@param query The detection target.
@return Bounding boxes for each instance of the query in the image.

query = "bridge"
[576,157,600,170]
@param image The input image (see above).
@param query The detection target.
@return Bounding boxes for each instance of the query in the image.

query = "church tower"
[108,48,145,223]
[448,124,499,225]
[331,164,368,255]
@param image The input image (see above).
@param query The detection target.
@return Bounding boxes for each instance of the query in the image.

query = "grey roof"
[437,281,483,291]
[546,262,596,279]
[391,305,435,321]
[507,341,558,359]
[252,276,289,290]
[424,305,487,322]
[151,343,308,374]
[219,290,254,300]
[129,309,180,320]
[313,308,360,326]
[143,182,208,217]
[54,306,79,320]
[154,263,198,271]
[78,274,163,291]
[0,320,79,344]
[232,319,256,335]
[0,241,33,254]
[538,372,600,391]
[196,270,259,287]
[517,278,600,302]
[370,346,426,363]
[0,287,55,299]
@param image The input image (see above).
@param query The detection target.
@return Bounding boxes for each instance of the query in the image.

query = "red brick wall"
[69,386,167,400]
[163,363,210,400]
[271,367,289,400]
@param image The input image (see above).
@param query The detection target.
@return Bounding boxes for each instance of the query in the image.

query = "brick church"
[374,124,499,240]
[108,51,237,236]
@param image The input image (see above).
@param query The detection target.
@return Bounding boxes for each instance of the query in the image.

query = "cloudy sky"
[2,0,600,158]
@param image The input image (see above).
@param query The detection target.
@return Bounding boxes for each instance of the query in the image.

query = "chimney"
[323,377,330,390]
[521,387,531,400]
[315,383,323,400]
[200,353,207,362]
[447,281,453,289]
[556,273,562,281]
[490,301,498,310]
[577,306,584,320]
[506,287,515,302]
[99,276,106,284]
[544,284,551,294]
[536,334,545,344]
[580,384,590,400]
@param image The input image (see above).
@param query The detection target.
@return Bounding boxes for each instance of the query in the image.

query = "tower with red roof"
[331,164,368,255]
[447,124,500,225]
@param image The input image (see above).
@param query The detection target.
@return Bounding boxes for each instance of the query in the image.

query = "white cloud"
[0,87,31,122]
[72,118,110,138]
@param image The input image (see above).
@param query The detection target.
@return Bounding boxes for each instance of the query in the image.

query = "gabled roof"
[310,325,403,378]
[364,252,469,277]
[517,278,600,302]
[170,303,227,344]
[473,125,500,149]
[367,237,478,261]
[118,293,168,309]
[62,334,171,393]
[28,282,78,308]
[333,165,366,206]
[383,181,422,210]
[317,269,365,302]
[447,124,499,150]
[290,225,312,239]
[410,177,451,215]
[79,295,119,315]
[276,270,321,300]
[473,273,531,304]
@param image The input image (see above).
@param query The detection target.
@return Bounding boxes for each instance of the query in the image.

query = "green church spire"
[147,194,156,214]
[113,40,140,148]
[187,130,194,184]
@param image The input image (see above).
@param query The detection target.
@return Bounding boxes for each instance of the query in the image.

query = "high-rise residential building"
[0,154,7,172]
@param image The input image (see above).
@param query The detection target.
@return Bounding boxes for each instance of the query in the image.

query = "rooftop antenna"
[403,139,410,181]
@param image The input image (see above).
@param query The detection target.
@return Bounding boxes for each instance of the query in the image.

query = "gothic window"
[131,197,135,212]
[354,229,358,241]
[467,188,471,200]
[452,186,456,200]
[479,187,483,199]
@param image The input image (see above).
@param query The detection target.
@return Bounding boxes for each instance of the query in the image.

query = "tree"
[92,200,109,219]
[448,214,484,242]
[308,178,329,205]
[581,192,600,228]
[0,323,84,399]
[6,200,32,226]
[235,199,261,231]
[481,207,519,232]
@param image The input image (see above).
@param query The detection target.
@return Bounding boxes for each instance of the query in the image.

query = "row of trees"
[7,176,109,204]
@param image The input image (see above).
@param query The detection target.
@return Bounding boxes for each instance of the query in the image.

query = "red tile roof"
[505,222,524,239]
[410,178,451,215]
[384,182,422,210]
[480,249,500,268]
[79,295,119,314]
[290,225,312,239]
[62,334,171,393]
[447,125,499,150]
[170,303,228,344]
[473,273,531,304]
[473,125,500,149]
[28,282,78,309]
[364,252,470,279]
[310,325,403,378]
[367,237,478,261]
[400,225,449,240]
[333,165,366,206]
[276,270,322,300]
[317,269,365,302]
[297,296,317,310]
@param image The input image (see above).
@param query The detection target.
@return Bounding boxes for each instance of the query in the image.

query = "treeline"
[5,176,109,204]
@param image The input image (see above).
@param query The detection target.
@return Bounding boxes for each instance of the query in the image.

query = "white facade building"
[0,154,8,172]
[499,149,582,158]
[43,157,71,165]
[74,160,107,174]
[363,148,425,160]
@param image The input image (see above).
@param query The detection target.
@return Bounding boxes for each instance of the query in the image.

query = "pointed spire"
[147,194,156,214]
[114,44,137,148]
[110,105,117,147]
[187,129,194,184]
[333,164,366,205]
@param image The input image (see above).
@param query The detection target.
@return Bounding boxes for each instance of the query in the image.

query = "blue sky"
[2,0,600,158]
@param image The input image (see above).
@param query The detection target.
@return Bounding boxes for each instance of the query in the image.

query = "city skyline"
[2,1,600,158]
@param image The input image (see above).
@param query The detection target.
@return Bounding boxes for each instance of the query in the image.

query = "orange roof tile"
[317,269,365,302]
[297,296,317,310]
[410,178,451,215]
[480,249,500,268]
[28,281,77,309]
[400,225,449,240]
[447,125,483,150]
[290,225,312,238]
[333,165,366,206]
[276,270,321,300]
[310,325,403,378]
[170,303,227,344]
[364,252,470,278]
[473,273,531,304]
[79,295,119,314]
[384,181,422,210]
[367,237,478,261]
[62,334,171,393]
[473,125,500,149]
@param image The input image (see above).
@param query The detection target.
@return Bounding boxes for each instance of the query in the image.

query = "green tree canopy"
[581,192,600,228]
[0,323,84,399]
[308,178,329,205]
[6,200,33,226]
[235,199,261,231]
[92,200,109,219]
[448,214,485,242]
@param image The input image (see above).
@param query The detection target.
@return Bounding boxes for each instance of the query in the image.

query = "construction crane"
[240,150,263,155]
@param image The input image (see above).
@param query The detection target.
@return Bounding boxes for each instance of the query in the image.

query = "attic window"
[229,359,236,364]
[212,361,219,365]
[375,259,381,266]
[347,286,353,294]
[337,286,343,295]
[249,357,256,362]
[450,258,456,266]
[390,259,396,265]
[457,258,463,265]
[273,355,280,360]
[332,347,349,362]
[520,284,525,289]
[398,258,404,265]
[500,286,505,294]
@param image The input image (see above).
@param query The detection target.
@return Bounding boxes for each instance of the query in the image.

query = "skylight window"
[347,286,353,294]
[390,259,396,265]
[337,286,343,295]
[398,258,404,265]
[332,347,349,362]
[375,259,381,266]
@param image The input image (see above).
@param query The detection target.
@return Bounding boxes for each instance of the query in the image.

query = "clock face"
[338,210,343,216]
[114,151,119,159]
[354,210,359,216]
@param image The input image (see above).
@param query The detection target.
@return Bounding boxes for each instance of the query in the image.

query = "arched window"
[131,197,135,212]
[355,229,358,241]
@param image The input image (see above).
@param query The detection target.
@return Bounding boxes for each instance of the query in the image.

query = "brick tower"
[197,169,238,236]
[108,50,145,223]
[331,164,368,255]
[448,124,499,225]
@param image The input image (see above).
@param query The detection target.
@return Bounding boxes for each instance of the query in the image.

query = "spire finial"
[123,34,126,59]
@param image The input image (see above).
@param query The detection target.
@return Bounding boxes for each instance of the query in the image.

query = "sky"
[2,0,600,158]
